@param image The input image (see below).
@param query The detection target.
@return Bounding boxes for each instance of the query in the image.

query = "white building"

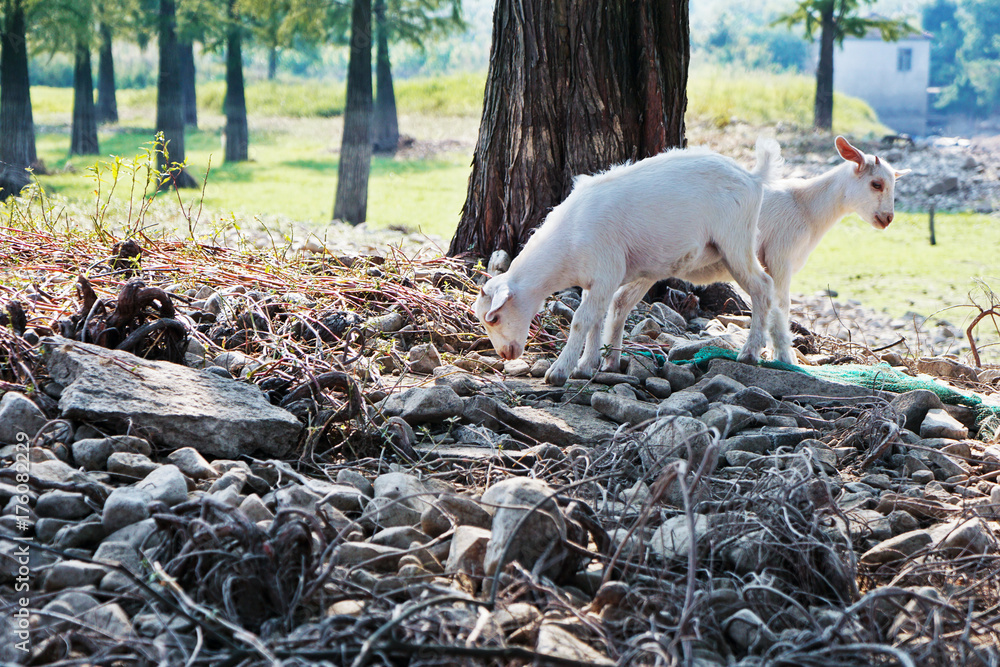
[826,29,931,136]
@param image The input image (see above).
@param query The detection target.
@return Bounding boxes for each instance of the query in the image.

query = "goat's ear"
[894,168,912,179]
[835,136,866,174]
[484,285,511,324]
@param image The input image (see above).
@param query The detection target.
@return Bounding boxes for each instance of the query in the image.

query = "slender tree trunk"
[372,0,399,154]
[333,0,373,225]
[96,23,118,124]
[814,3,836,130]
[157,0,197,188]
[70,42,99,156]
[267,45,278,80]
[179,40,198,129]
[224,0,248,163]
[449,0,689,259]
[0,0,37,197]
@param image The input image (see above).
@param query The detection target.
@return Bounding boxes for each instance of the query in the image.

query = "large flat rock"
[702,359,886,403]
[43,336,301,457]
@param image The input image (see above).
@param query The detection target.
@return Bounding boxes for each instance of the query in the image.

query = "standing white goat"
[475,141,784,386]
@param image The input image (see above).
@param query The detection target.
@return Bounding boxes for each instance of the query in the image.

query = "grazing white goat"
[475,141,784,386]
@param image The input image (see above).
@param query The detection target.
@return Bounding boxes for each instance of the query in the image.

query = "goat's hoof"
[599,356,623,373]
[736,350,761,365]
[544,366,569,387]
[776,349,797,365]
[571,364,598,380]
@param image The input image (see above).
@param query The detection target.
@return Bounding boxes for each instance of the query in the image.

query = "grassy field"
[24,69,1000,326]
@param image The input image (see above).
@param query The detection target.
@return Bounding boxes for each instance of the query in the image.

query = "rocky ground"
[2,228,1000,666]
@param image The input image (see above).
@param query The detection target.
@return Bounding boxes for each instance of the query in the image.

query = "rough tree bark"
[448,0,690,259]
[179,40,198,129]
[96,23,118,124]
[814,3,836,131]
[333,0,373,225]
[267,46,278,80]
[70,41,99,155]
[0,0,37,197]
[156,0,198,188]
[372,0,399,154]
[224,0,248,163]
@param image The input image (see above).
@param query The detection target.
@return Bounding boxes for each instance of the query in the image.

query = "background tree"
[157,0,198,187]
[332,0,372,224]
[178,40,198,127]
[945,0,1000,116]
[96,23,118,123]
[774,0,914,131]
[0,0,38,197]
[449,0,689,259]
[224,0,248,162]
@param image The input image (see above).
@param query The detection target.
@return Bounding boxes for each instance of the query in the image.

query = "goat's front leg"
[599,279,655,372]
[767,267,795,364]
[545,285,615,386]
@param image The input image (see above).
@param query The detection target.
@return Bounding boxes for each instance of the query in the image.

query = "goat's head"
[474,276,531,361]
[835,136,911,230]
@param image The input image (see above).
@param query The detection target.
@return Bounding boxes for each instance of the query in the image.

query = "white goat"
[475,141,784,386]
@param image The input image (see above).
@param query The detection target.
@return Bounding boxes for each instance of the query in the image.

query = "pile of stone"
[2,277,1000,665]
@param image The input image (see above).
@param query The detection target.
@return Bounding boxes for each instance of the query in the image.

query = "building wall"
[832,37,930,135]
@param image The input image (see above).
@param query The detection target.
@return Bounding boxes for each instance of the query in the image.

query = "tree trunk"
[372,0,399,154]
[156,0,197,188]
[814,3,836,130]
[70,42,99,156]
[0,0,36,197]
[96,23,118,124]
[448,0,689,259]
[333,0,373,225]
[179,40,198,129]
[224,0,248,163]
[267,45,278,80]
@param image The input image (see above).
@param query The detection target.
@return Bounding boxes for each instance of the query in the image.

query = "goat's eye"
[871,181,884,191]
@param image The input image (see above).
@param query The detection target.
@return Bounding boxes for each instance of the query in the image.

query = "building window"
[897,47,912,72]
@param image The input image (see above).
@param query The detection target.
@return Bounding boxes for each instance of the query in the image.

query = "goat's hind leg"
[599,279,655,372]
[721,252,776,365]
[767,268,795,364]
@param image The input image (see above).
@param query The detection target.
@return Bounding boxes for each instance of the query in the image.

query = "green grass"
[795,212,1000,321]
[687,66,890,137]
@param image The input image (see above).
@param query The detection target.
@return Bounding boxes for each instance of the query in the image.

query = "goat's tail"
[751,137,784,184]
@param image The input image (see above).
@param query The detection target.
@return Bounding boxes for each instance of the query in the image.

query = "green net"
[675,346,1000,439]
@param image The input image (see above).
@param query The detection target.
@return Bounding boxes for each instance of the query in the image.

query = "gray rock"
[650,513,709,561]
[370,526,431,549]
[536,623,615,666]
[761,426,817,449]
[382,386,464,424]
[861,529,933,565]
[658,391,710,417]
[319,484,368,513]
[660,362,696,391]
[332,542,404,572]
[649,302,687,330]
[103,518,160,550]
[72,437,113,471]
[107,452,159,479]
[44,335,301,457]
[481,478,573,580]
[932,518,993,556]
[0,392,47,444]
[94,541,142,574]
[337,469,374,497]
[35,517,72,543]
[421,494,493,537]
[724,609,777,651]
[274,484,321,513]
[135,465,189,506]
[644,376,673,399]
[591,392,657,425]
[724,449,767,467]
[890,390,945,432]
[700,405,755,438]
[642,416,715,470]
[30,459,94,487]
[626,354,659,382]
[208,469,246,494]
[503,359,531,376]
[667,339,721,362]
[407,343,442,375]
[926,176,959,195]
[693,374,746,401]
[102,487,153,533]
[34,491,92,520]
[920,408,968,440]
[166,447,218,479]
[433,366,486,396]
[463,396,617,447]
[445,525,491,576]
[239,494,274,522]
[701,359,879,402]
[51,518,106,550]
[359,496,423,529]
[729,386,779,412]
[81,602,133,639]
[44,559,109,591]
